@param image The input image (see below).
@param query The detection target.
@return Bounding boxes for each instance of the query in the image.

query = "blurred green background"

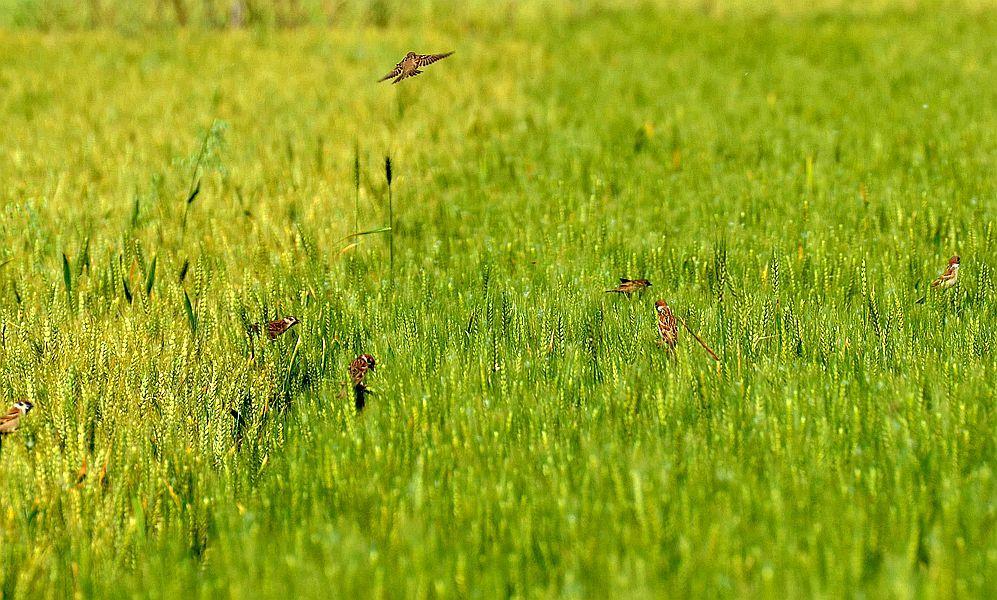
[0,1,995,598]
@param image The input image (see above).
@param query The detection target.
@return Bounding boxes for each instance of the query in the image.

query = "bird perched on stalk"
[349,354,377,412]
[654,300,679,352]
[931,255,960,289]
[606,278,652,297]
[916,255,960,303]
[0,400,33,435]
[654,300,721,361]
[379,51,454,84]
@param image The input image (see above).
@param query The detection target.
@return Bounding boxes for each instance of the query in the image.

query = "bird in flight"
[0,400,33,435]
[379,51,454,84]
[606,278,652,297]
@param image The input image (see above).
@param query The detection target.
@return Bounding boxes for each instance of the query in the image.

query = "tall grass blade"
[145,255,157,297]
[62,253,72,308]
[183,289,197,335]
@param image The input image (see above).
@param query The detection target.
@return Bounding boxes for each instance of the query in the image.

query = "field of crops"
[0,1,995,597]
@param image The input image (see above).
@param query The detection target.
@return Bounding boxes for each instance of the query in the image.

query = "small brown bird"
[606,278,652,296]
[0,400,33,434]
[349,354,377,412]
[265,316,300,340]
[654,300,679,352]
[349,354,377,387]
[917,255,960,303]
[379,51,454,84]
[931,255,960,289]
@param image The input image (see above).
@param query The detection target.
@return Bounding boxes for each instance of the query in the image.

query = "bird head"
[361,354,376,370]
[406,51,416,58]
[949,255,960,266]
[287,316,300,326]
[15,400,33,414]
[654,299,669,314]
[638,279,652,287]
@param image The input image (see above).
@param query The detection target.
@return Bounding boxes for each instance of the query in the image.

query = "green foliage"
[0,3,995,598]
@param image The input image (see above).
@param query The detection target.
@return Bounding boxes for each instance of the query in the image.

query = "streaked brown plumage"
[606,278,652,296]
[379,51,454,84]
[349,354,376,386]
[655,300,679,352]
[0,400,33,434]
[349,354,376,412]
[265,316,300,340]
[916,255,961,304]
[931,255,960,289]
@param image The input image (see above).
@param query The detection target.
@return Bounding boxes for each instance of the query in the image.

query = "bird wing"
[378,63,404,82]
[0,406,20,433]
[267,318,296,339]
[0,406,19,424]
[931,266,956,287]
[414,52,453,67]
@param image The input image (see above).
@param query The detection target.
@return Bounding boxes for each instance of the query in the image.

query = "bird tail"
[353,384,372,412]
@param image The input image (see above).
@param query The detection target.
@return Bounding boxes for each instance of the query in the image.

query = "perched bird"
[916,255,960,303]
[349,354,377,387]
[606,278,652,296]
[349,354,377,412]
[931,255,960,289]
[379,51,454,84]
[0,400,33,434]
[654,300,679,352]
[265,316,300,340]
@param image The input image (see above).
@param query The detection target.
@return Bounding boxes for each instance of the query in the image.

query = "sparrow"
[606,278,652,296]
[379,51,454,84]
[654,300,679,352]
[931,255,960,289]
[349,354,377,412]
[265,316,300,340]
[349,354,376,387]
[916,255,960,303]
[0,400,33,434]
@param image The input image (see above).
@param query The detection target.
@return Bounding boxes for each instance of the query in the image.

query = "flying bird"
[0,400,33,435]
[264,316,300,340]
[606,278,652,296]
[379,51,454,84]
[916,255,960,303]
[654,300,680,353]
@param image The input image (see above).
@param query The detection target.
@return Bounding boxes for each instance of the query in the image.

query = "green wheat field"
[0,1,995,597]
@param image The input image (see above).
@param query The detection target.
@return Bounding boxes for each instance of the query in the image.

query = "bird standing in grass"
[350,354,377,412]
[379,51,454,84]
[606,278,652,297]
[654,300,679,352]
[0,400,33,435]
[916,255,960,303]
